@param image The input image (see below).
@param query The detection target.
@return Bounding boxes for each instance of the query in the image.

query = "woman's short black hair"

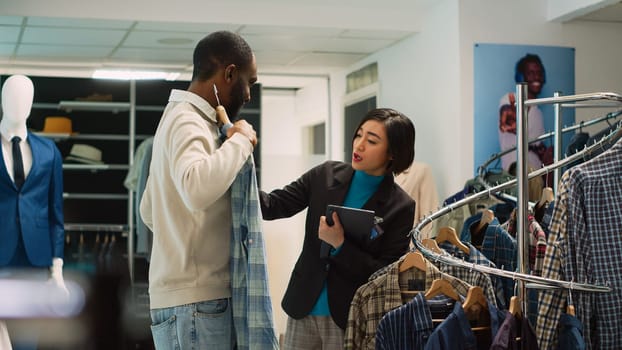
[352,108,416,175]
[192,31,253,81]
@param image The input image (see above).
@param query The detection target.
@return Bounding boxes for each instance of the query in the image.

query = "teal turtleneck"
[310,170,385,316]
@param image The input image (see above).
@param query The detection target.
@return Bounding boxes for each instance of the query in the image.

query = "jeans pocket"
[196,299,231,347]
[150,314,179,350]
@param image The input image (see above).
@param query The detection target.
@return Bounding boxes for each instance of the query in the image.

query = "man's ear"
[224,64,237,83]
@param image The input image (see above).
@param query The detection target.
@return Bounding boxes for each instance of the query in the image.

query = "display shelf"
[63,193,129,200]
[64,223,128,232]
[63,164,130,171]
[58,100,131,113]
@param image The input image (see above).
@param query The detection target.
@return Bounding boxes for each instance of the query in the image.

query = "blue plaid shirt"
[230,157,279,350]
[479,218,517,308]
[375,293,434,350]
[439,241,506,309]
[538,139,622,349]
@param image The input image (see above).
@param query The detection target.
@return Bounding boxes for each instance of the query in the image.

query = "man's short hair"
[192,31,253,81]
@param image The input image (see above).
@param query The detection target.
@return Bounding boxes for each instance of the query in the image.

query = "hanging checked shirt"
[374,293,435,350]
[344,255,472,350]
[537,139,622,349]
[230,156,279,350]
[438,241,505,308]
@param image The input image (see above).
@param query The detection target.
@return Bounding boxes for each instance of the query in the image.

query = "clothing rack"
[476,109,622,177]
[411,94,622,301]
[411,239,609,292]
[414,117,622,238]
[475,114,622,207]
[515,87,622,317]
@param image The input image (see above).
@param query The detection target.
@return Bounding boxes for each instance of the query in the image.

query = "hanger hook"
[568,277,574,307]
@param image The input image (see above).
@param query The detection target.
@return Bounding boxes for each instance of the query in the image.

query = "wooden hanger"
[435,226,469,254]
[462,286,488,316]
[474,209,495,233]
[398,250,427,273]
[462,286,491,331]
[537,187,555,208]
[566,284,576,316]
[508,295,522,318]
[425,278,460,301]
[422,238,443,254]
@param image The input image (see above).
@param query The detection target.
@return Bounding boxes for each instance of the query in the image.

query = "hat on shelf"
[65,144,104,165]
[41,116,76,135]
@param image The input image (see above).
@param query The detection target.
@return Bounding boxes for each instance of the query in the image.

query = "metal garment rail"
[515,88,622,318]
[476,109,622,178]
[411,239,610,293]
[414,118,622,239]
[410,119,622,295]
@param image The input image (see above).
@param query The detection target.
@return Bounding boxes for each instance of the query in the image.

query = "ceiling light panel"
[0,26,20,42]
[134,21,241,33]
[17,44,112,58]
[22,27,126,46]
[241,25,343,37]
[27,16,133,29]
[0,16,23,25]
[340,29,414,40]
[112,47,192,63]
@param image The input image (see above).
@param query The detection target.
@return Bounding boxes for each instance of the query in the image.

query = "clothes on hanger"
[395,161,440,239]
[438,241,506,310]
[230,157,279,349]
[537,138,622,349]
[344,254,472,350]
[423,297,505,350]
[490,311,539,350]
[375,293,442,350]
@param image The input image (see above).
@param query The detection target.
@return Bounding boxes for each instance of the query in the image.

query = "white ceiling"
[0,0,620,79]
[0,16,416,77]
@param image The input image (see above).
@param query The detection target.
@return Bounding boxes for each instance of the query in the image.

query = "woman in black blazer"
[259,108,416,349]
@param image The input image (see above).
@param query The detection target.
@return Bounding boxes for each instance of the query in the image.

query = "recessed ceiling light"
[93,69,180,81]
[157,38,193,45]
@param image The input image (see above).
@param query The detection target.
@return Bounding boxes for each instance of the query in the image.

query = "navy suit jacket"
[0,132,64,266]
[259,161,415,329]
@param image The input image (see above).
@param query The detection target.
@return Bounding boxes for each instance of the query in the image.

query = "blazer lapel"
[325,165,353,206]
[21,132,40,190]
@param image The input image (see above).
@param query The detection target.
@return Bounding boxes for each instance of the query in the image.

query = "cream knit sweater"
[140,90,253,309]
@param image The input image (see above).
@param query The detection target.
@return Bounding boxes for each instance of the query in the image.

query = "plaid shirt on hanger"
[538,139,622,349]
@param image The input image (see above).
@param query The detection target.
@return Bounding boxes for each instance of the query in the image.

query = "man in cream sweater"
[140,31,257,350]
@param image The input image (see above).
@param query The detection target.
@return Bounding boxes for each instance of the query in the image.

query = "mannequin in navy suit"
[1,75,66,349]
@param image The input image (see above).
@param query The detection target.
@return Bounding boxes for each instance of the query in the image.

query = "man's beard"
[225,79,244,120]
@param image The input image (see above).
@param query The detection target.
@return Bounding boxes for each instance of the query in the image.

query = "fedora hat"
[42,116,75,134]
[65,144,104,165]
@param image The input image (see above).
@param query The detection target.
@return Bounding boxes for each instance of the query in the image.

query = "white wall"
[329,0,461,199]
[458,0,622,175]
[327,0,622,201]
[260,81,329,337]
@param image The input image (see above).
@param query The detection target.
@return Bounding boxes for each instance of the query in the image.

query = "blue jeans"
[150,298,234,350]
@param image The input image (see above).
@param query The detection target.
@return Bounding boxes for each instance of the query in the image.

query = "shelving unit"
[3,75,262,285]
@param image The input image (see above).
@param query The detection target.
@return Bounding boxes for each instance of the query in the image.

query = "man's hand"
[226,119,257,147]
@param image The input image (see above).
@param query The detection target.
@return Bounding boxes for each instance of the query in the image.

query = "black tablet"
[325,204,375,241]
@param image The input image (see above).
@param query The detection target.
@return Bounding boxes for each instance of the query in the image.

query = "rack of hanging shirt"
[412,87,622,350]
[475,107,622,207]
[411,123,619,292]
[473,108,622,223]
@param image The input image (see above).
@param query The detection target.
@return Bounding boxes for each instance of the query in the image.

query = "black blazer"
[259,161,415,329]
